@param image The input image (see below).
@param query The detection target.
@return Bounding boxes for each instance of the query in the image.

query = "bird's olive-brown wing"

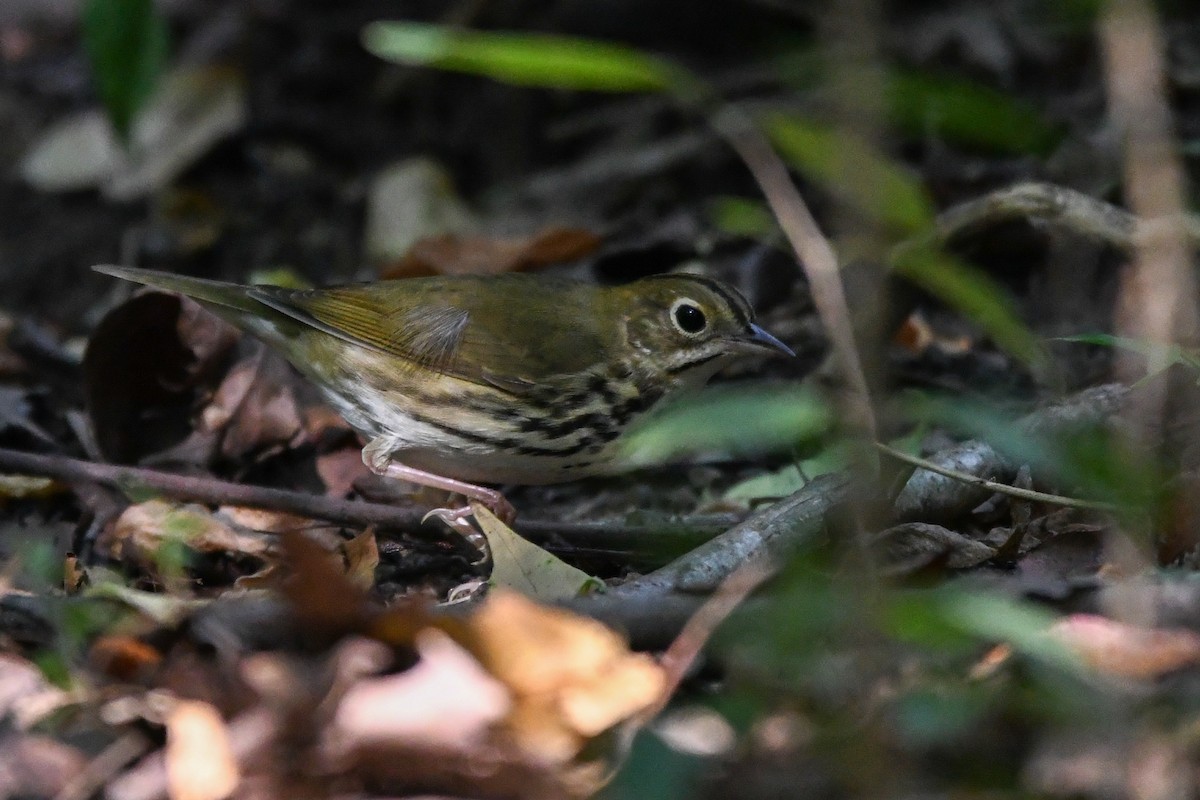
[247,275,613,389]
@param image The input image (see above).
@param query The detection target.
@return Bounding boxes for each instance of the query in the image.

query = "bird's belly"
[314,368,643,485]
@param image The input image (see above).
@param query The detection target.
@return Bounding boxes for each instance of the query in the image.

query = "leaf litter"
[4,2,1200,798]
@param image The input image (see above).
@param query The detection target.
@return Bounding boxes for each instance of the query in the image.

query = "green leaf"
[764,114,935,233]
[362,22,690,93]
[937,592,1081,673]
[708,196,780,239]
[615,383,831,469]
[887,71,1059,155]
[82,0,169,141]
[473,503,602,600]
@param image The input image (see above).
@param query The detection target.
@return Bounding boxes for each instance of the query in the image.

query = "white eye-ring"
[670,298,708,336]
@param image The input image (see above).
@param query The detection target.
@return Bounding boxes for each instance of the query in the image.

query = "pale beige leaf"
[166,701,238,800]
[1050,614,1200,679]
[471,502,600,601]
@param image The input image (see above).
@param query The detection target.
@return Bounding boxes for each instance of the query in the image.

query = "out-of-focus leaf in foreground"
[363,22,690,93]
[886,71,1059,155]
[765,114,936,234]
[82,0,169,140]
[615,383,830,470]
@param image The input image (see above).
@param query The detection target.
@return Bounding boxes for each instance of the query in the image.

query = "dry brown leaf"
[315,446,369,497]
[63,552,89,594]
[876,522,997,572]
[893,310,974,355]
[85,293,239,464]
[279,529,373,638]
[165,700,239,800]
[1050,614,1200,679]
[466,591,666,762]
[301,403,355,440]
[384,226,601,278]
[200,351,303,461]
[343,528,380,590]
[217,506,314,535]
[106,499,277,566]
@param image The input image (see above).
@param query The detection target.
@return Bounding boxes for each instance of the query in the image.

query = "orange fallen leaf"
[90,635,163,682]
[343,528,380,590]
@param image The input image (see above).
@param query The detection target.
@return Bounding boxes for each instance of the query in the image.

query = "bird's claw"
[423,505,492,567]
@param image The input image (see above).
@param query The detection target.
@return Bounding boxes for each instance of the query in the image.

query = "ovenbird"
[94,265,794,523]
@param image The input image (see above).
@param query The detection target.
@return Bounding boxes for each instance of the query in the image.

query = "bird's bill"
[735,323,796,358]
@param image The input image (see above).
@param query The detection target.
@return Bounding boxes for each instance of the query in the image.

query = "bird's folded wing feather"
[246,282,608,390]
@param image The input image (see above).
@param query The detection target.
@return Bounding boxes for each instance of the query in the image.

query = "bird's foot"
[362,441,515,565]
[422,506,492,566]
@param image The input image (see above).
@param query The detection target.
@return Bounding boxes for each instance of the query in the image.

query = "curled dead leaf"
[199,351,303,461]
[105,499,277,568]
[85,292,238,464]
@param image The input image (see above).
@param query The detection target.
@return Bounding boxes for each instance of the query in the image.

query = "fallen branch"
[0,448,737,550]
[910,180,1200,254]
[876,442,1121,513]
[892,382,1129,522]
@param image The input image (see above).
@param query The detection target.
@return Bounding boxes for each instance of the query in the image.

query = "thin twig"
[875,442,1121,513]
[712,108,879,459]
[654,560,774,707]
[0,447,737,547]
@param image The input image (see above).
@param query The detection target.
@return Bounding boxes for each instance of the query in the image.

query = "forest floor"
[1,1,1200,798]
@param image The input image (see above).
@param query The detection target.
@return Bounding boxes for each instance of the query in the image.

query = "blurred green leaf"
[887,71,1059,155]
[765,114,935,234]
[891,244,1046,370]
[709,196,780,239]
[907,391,1161,513]
[82,0,169,141]
[616,383,831,469]
[722,441,851,505]
[34,651,72,688]
[884,591,978,652]
[1059,334,1200,375]
[937,592,1081,673]
[363,22,691,93]
[17,539,62,589]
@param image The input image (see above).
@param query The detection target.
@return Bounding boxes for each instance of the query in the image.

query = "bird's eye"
[671,300,707,335]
